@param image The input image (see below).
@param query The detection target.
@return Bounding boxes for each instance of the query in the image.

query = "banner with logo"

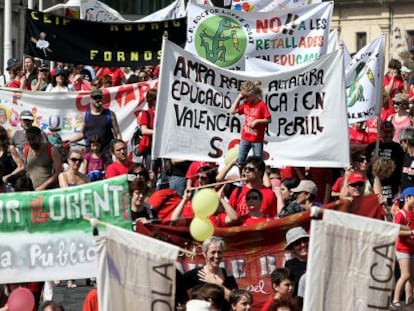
[0,175,130,283]
[0,81,156,147]
[96,224,179,311]
[304,210,398,310]
[24,9,187,67]
[154,39,350,167]
[346,36,385,124]
[186,2,332,69]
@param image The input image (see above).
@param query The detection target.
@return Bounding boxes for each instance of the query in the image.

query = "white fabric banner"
[80,0,186,22]
[304,210,399,311]
[346,36,385,124]
[186,2,333,69]
[96,224,179,311]
[0,81,156,144]
[153,39,350,167]
[232,0,322,12]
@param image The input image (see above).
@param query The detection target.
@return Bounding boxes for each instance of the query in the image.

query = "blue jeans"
[169,175,187,196]
[237,139,264,165]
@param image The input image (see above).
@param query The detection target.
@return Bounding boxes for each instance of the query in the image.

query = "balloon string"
[189,178,247,191]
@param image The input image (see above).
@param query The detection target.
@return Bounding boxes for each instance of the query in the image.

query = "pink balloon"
[7,287,35,311]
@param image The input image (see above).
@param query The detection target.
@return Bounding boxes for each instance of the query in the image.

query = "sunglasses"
[357,157,367,163]
[197,175,207,180]
[243,166,257,172]
[246,195,259,201]
[70,157,83,163]
[292,238,309,247]
[400,139,408,144]
[349,182,364,188]
[92,96,103,100]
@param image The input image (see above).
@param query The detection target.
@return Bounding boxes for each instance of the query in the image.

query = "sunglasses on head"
[70,157,83,163]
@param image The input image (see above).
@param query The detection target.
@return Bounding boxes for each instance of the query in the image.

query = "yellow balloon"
[192,188,219,218]
[190,217,214,242]
[224,145,239,165]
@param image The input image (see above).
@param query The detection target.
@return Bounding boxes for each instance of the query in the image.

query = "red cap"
[348,172,366,184]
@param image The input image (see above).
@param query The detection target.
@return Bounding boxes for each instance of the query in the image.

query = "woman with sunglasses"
[240,189,268,226]
[388,93,410,143]
[129,180,158,231]
[58,149,89,188]
[57,149,88,288]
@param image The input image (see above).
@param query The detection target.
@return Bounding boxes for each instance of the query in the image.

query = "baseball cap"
[90,89,103,99]
[400,187,414,200]
[401,65,412,73]
[291,180,318,195]
[348,172,366,184]
[285,227,309,249]
[20,110,34,120]
[6,58,18,71]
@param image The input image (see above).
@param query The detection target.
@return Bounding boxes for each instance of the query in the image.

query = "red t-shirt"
[260,297,275,311]
[349,127,369,146]
[229,185,277,217]
[97,67,125,86]
[365,117,378,144]
[236,100,271,143]
[105,161,130,179]
[395,209,414,253]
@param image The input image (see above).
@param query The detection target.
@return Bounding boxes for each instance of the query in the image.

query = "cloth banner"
[304,209,399,311]
[95,224,179,311]
[24,9,187,67]
[346,36,385,124]
[186,2,333,69]
[0,80,156,147]
[0,175,130,283]
[79,0,186,22]
[154,39,350,167]
[231,0,322,12]
[137,197,384,310]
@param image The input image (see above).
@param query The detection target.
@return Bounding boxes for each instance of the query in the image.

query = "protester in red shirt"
[105,139,131,178]
[348,121,369,147]
[383,59,406,122]
[391,187,414,309]
[96,67,125,86]
[260,268,296,311]
[231,81,271,166]
[240,188,268,226]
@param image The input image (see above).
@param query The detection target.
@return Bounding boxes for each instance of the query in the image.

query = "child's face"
[90,142,101,153]
[275,279,294,297]
[232,295,252,311]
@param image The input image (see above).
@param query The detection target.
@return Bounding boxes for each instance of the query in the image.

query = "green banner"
[0,175,131,233]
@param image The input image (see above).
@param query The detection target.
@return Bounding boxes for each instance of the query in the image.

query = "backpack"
[147,188,183,224]
[23,143,53,160]
[131,110,151,157]
[47,132,67,162]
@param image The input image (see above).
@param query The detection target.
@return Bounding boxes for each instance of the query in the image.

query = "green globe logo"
[195,16,247,67]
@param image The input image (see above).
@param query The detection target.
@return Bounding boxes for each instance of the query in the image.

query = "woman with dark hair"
[127,163,154,190]
[105,139,131,179]
[129,180,158,231]
[273,178,299,215]
[0,125,25,189]
[383,58,406,121]
[45,68,74,92]
[7,62,27,89]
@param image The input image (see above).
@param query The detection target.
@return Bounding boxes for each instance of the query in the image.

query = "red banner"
[137,196,385,310]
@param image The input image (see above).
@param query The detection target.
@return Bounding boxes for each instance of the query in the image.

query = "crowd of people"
[2,47,414,310]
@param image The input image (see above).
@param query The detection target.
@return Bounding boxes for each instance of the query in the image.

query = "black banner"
[24,9,187,67]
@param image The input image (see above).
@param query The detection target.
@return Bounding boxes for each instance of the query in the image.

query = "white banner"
[232,0,322,12]
[186,2,333,69]
[0,81,156,143]
[96,224,179,311]
[346,36,385,124]
[153,39,350,167]
[139,0,186,22]
[304,210,399,311]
